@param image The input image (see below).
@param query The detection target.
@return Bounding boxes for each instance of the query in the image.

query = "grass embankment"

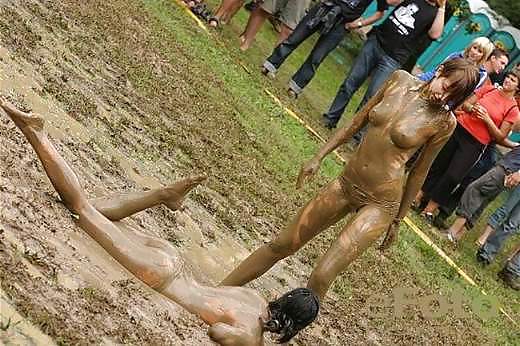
[145,0,519,342]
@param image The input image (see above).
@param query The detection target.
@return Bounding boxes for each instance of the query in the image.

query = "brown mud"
[0,0,500,345]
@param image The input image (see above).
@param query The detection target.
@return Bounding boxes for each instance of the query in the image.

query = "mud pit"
[0,0,504,345]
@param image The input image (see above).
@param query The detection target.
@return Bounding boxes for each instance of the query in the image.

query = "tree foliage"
[485,0,520,27]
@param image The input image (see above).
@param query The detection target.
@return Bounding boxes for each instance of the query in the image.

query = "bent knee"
[267,239,299,258]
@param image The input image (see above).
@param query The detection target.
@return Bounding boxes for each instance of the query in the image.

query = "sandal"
[422,211,435,225]
[287,88,298,99]
[208,16,220,28]
[442,229,458,245]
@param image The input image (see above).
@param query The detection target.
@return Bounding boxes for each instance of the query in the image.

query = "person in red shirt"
[415,69,520,220]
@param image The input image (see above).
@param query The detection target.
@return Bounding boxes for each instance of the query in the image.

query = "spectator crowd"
[186,0,520,291]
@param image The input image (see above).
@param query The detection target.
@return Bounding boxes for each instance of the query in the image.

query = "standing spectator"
[433,118,519,230]
[441,134,520,244]
[417,36,494,88]
[322,0,446,129]
[239,0,312,51]
[415,69,520,223]
[261,0,395,97]
[475,184,519,260]
[209,0,244,27]
[478,48,510,89]
[421,49,511,228]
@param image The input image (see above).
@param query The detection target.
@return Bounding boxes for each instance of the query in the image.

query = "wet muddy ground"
[0,1,516,345]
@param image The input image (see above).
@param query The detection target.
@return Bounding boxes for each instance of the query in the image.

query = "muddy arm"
[208,322,259,346]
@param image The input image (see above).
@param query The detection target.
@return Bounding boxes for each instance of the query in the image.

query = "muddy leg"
[2,101,178,289]
[220,179,353,286]
[307,205,393,300]
[212,0,243,24]
[91,175,206,220]
[1,101,88,212]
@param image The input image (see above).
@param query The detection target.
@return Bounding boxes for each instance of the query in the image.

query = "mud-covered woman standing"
[221,59,480,299]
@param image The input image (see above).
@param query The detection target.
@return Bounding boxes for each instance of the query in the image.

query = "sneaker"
[475,252,490,266]
[321,115,336,130]
[423,212,435,225]
[446,231,458,245]
[287,88,298,99]
[244,1,257,12]
[498,268,520,290]
[260,67,275,79]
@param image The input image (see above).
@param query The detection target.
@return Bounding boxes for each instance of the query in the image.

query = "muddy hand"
[379,221,399,251]
[163,175,207,211]
[296,159,320,190]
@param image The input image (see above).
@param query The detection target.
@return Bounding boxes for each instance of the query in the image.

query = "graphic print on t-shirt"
[342,0,363,9]
[391,3,419,35]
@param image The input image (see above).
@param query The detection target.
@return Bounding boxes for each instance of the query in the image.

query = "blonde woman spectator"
[418,36,494,88]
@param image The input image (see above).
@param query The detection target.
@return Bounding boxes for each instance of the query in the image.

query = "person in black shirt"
[322,0,445,130]
[261,0,396,97]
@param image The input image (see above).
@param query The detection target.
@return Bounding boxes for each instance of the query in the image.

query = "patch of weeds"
[0,316,21,331]
[78,286,100,301]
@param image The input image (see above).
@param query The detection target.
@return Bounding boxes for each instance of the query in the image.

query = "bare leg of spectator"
[476,225,493,247]
[276,24,292,45]
[240,6,269,50]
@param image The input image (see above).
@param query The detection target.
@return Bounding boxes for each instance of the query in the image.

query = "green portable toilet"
[416,13,493,72]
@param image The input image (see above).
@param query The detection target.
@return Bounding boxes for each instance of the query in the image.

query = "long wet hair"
[264,288,320,343]
[429,58,481,110]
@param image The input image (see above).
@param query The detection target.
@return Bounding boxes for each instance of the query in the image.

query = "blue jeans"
[478,185,520,267]
[264,3,347,93]
[323,34,400,127]
[505,248,520,277]
[488,184,520,229]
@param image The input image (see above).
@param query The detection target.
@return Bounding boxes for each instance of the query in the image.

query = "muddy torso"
[341,71,451,213]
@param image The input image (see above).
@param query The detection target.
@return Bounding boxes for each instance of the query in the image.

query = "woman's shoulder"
[387,70,421,88]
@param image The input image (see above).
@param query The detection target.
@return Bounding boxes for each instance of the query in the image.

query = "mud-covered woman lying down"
[1,101,319,345]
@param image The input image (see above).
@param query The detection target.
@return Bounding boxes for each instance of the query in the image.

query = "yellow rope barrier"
[173,0,210,33]
[172,0,518,328]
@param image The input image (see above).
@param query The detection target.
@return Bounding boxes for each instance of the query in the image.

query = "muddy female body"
[1,102,318,345]
[221,59,480,299]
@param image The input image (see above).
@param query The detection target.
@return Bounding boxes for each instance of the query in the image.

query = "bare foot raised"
[162,175,206,211]
[1,101,44,131]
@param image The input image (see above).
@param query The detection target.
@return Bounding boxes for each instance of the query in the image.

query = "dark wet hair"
[488,48,509,61]
[436,58,480,110]
[264,288,320,343]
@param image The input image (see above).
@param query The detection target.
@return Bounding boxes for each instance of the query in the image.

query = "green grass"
[143,1,518,343]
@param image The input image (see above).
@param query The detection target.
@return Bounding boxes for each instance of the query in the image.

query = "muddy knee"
[267,239,299,259]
